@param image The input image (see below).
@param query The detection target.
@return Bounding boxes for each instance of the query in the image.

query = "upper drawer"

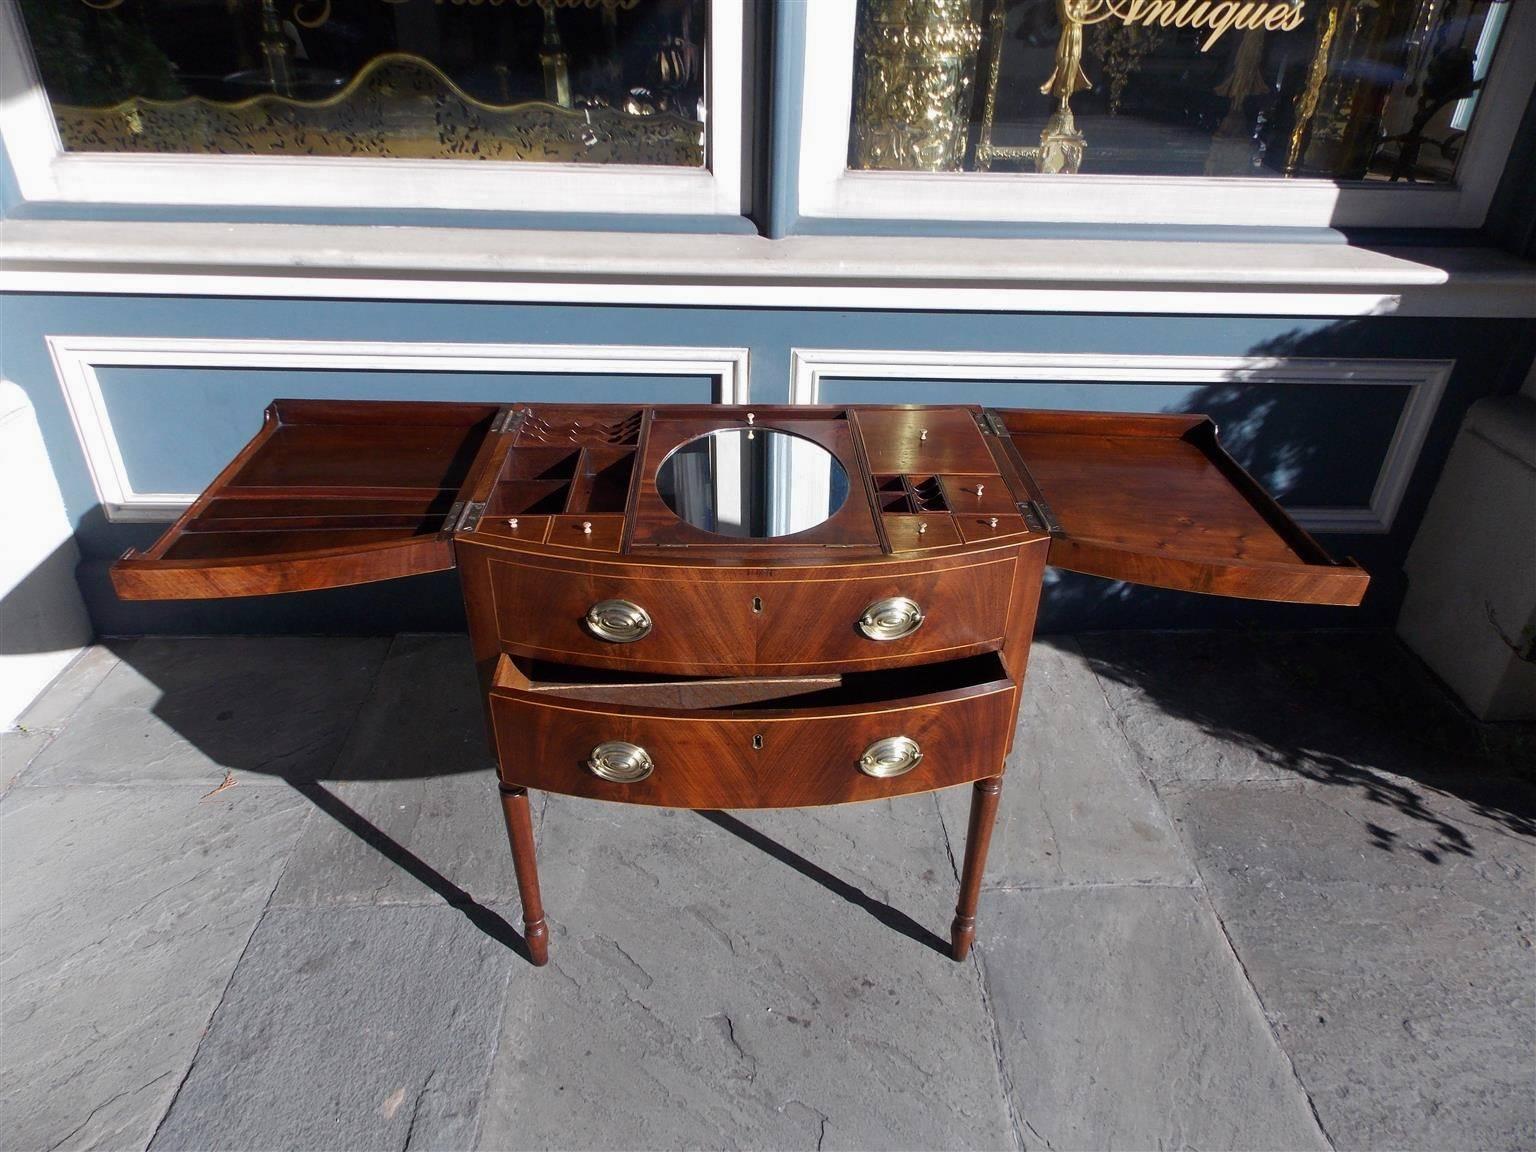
[487,552,1019,675]
[994,409,1369,606]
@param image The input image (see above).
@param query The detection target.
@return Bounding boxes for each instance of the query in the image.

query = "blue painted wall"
[3,1,1535,640]
[3,292,1532,637]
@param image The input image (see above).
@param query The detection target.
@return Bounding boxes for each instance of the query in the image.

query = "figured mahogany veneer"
[490,653,1016,809]
[483,549,1019,675]
[998,410,1368,605]
[112,401,1369,969]
[113,400,501,600]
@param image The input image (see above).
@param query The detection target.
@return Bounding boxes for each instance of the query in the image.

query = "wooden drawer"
[486,554,1018,675]
[489,654,1016,808]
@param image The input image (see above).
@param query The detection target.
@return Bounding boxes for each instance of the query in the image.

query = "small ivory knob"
[989,517,999,528]
[917,522,927,535]
[919,428,928,441]
[746,412,755,425]
[975,483,985,497]
[582,521,593,534]
[508,518,519,529]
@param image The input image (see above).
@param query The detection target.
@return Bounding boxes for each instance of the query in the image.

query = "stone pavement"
[2,632,1531,1152]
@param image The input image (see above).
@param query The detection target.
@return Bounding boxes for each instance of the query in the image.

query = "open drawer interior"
[113,399,502,598]
[496,652,1012,713]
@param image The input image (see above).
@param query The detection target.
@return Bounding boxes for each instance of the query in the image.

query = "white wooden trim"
[798,0,1536,229]
[6,220,1535,318]
[789,349,1453,534]
[0,0,744,216]
[46,336,749,522]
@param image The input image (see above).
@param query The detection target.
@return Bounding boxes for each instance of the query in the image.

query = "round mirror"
[656,427,850,539]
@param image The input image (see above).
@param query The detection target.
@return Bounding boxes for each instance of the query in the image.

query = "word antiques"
[1071,0,1308,53]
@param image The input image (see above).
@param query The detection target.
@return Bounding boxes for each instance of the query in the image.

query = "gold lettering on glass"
[859,0,1503,185]
[1066,0,1307,53]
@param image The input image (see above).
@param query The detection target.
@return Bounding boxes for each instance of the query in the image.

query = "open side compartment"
[112,399,504,599]
[992,409,1369,606]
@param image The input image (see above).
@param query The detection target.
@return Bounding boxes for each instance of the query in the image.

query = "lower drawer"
[489,653,1016,808]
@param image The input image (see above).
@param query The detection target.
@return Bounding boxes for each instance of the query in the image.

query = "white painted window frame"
[0,0,745,216]
[789,348,1453,534]
[47,336,750,521]
[798,0,1536,229]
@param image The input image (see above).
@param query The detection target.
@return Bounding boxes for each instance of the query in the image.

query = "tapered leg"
[951,776,1004,961]
[498,784,549,966]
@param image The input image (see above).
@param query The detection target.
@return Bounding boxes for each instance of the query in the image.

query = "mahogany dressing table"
[113,402,1368,965]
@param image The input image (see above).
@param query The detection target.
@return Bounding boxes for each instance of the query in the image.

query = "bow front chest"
[114,402,1367,965]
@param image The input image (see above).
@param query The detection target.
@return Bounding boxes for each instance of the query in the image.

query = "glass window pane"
[848,0,1511,182]
[20,0,707,166]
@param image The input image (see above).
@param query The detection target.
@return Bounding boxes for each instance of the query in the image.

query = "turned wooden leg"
[498,784,549,966]
[951,776,1004,962]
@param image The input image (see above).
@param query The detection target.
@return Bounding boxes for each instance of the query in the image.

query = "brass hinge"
[975,410,1009,436]
[489,407,519,435]
[1028,497,1062,535]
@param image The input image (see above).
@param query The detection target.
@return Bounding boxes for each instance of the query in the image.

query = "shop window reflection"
[848,0,1512,183]
[18,0,707,166]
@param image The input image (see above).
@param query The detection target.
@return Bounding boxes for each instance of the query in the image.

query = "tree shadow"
[1025,313,1535,858]
[1069,628,1535,863]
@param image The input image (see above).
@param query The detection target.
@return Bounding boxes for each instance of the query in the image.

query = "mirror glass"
[656,428,850,539]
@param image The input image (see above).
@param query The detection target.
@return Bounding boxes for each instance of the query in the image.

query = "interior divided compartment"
[565,446,636,514]
[503,651,1009,712]
[873,475,950,514]
[489,443,638,518]
[488,446,582,516]
[160,401,498,560]
[875,475,911,513]
[909,476,948,511]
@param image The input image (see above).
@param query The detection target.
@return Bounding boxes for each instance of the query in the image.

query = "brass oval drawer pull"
[585,599,653,643]
[587,741,655,783]
[857,596,925,641]
[858,736,924,778]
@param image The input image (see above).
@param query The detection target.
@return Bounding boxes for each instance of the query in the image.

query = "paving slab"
[1,725,52,794]
[938,638,1195,889]
[1167,780,1536,1151]
[1078,631,1341,787]
[479,796,1015,1151]
[22,637,389,788]
[272,634,517,907]
[148,903,517,1152]
[13,643,123,732]
[0,784,312,1152]
[977,885,1328,1152]
[1078,631,1532,790]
